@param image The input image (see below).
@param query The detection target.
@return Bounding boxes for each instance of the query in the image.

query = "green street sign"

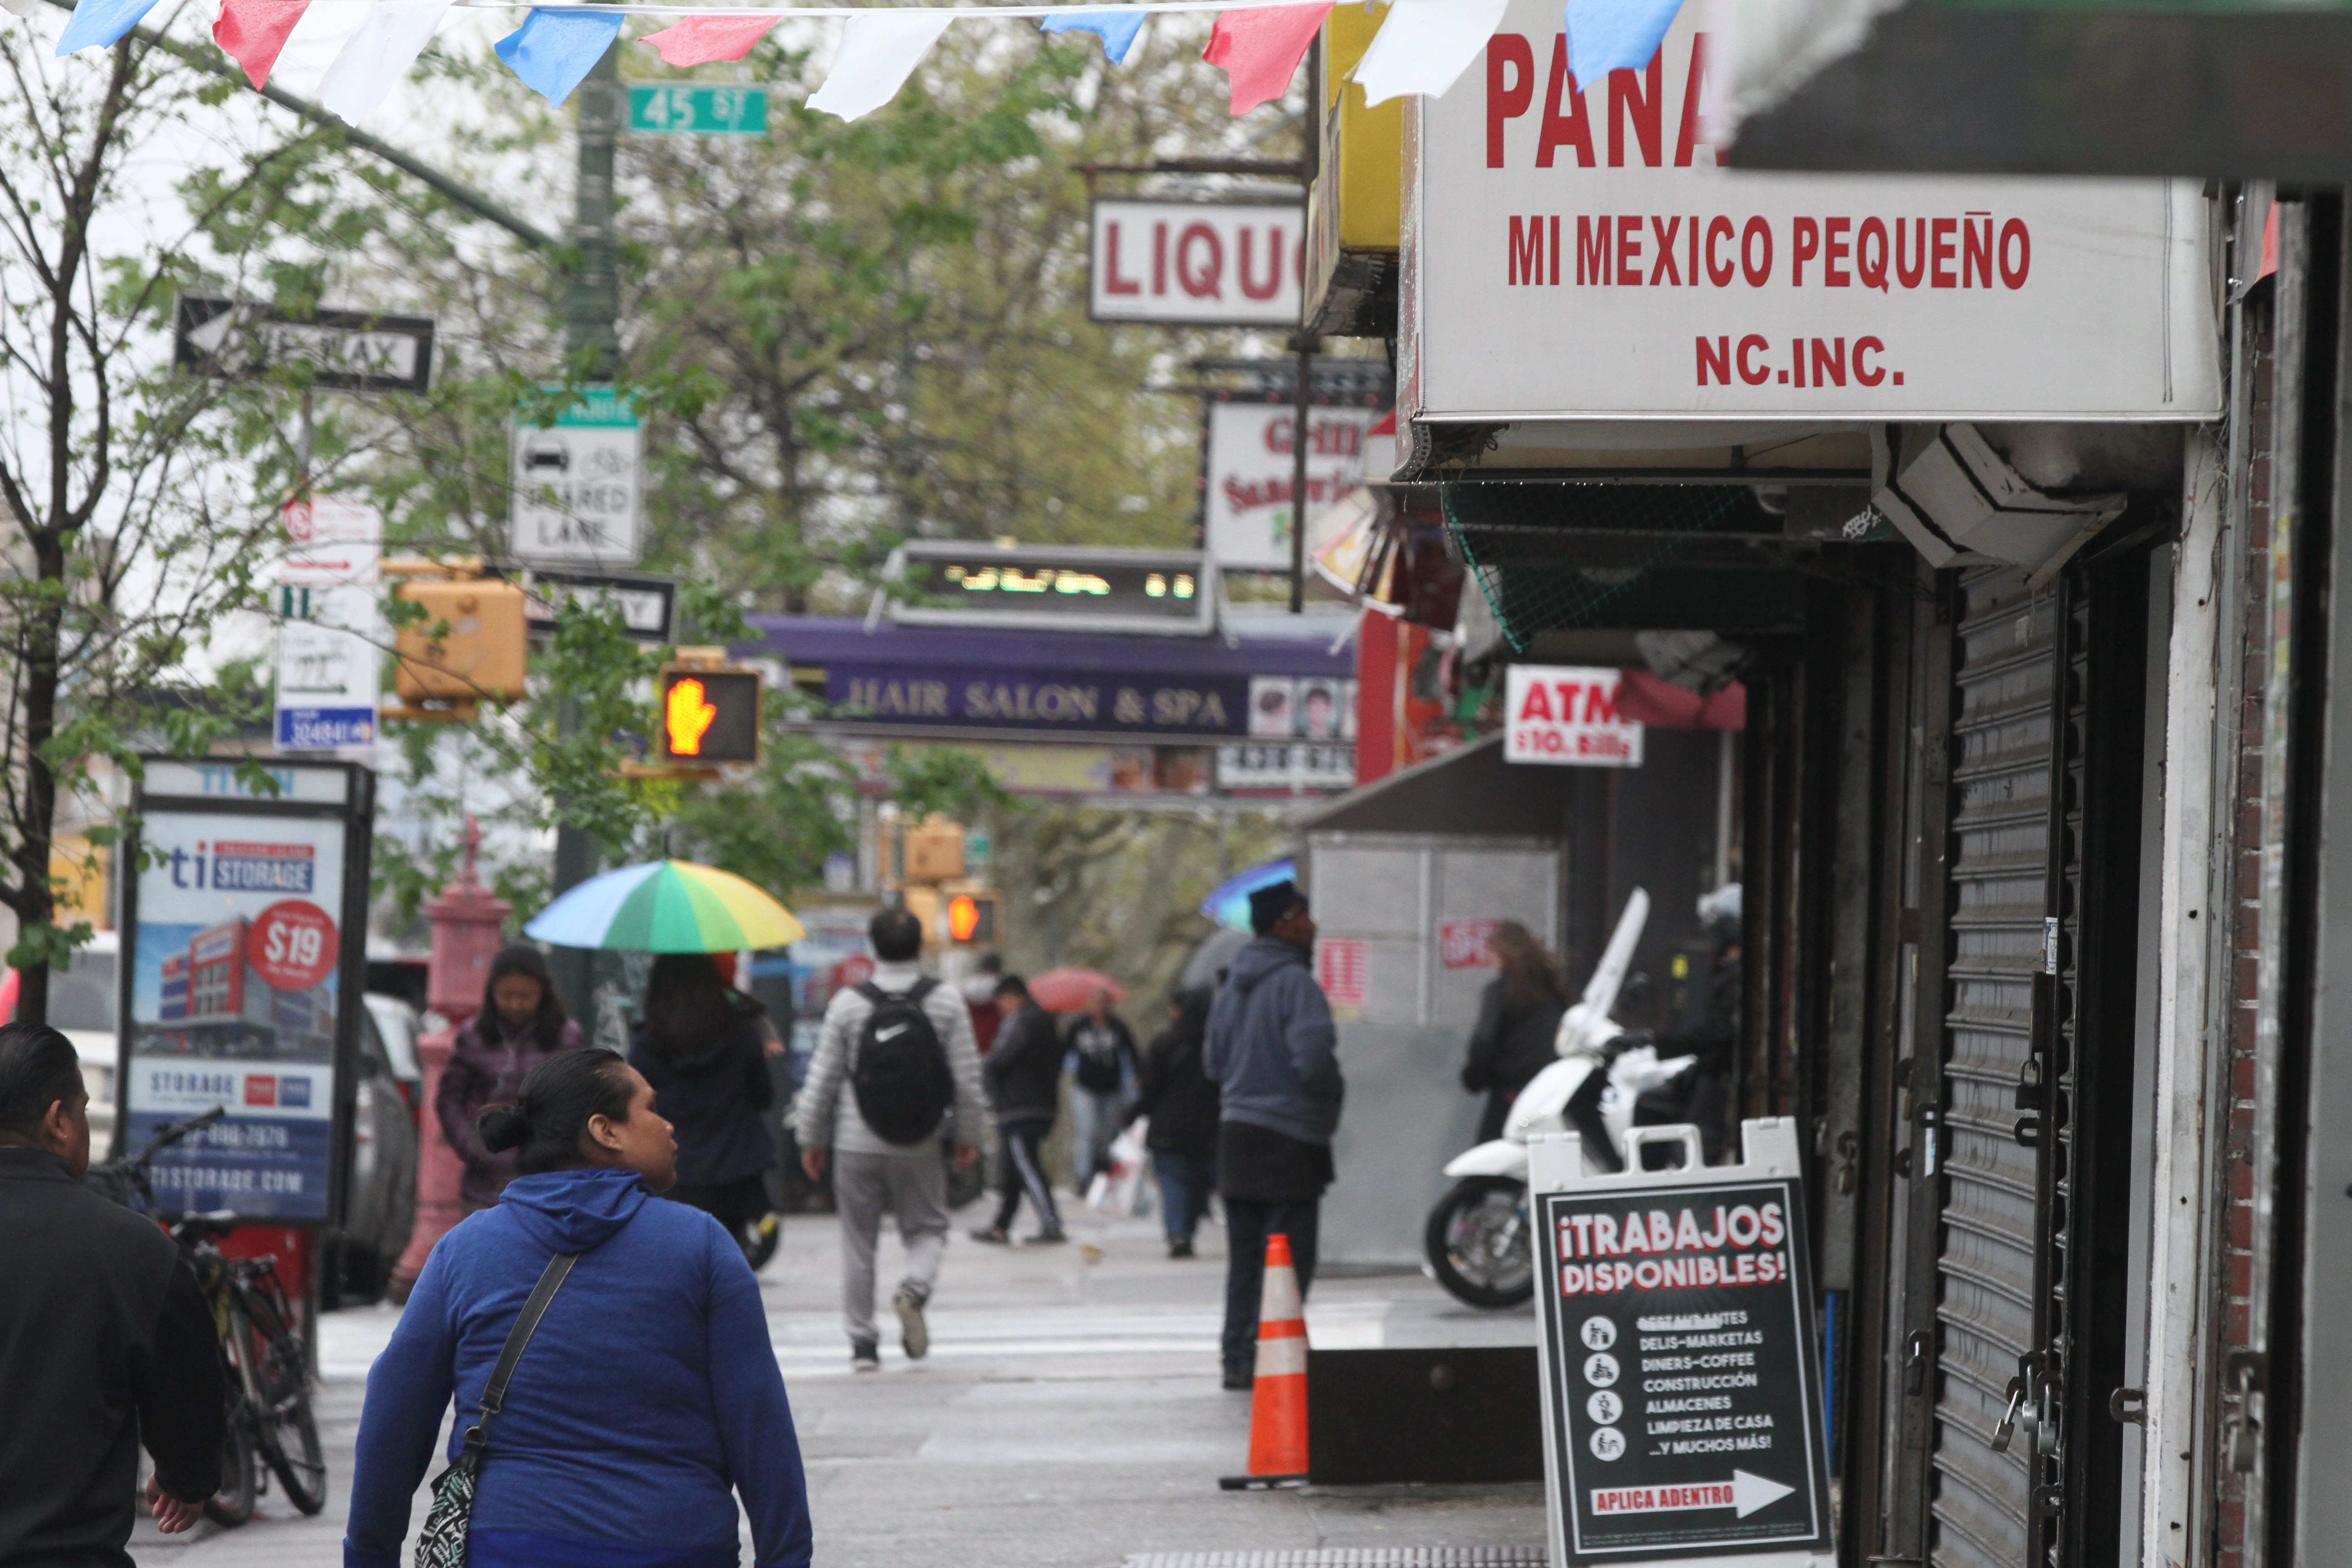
[626,84,769,136]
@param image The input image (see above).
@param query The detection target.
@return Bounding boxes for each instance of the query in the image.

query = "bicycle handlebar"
[136,1106,226,1162]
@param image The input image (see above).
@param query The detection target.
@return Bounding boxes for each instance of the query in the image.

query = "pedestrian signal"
[946,892,995,944]
[654,666,760,764]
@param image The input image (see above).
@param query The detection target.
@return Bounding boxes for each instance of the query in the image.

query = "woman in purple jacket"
[437,945,587,1211]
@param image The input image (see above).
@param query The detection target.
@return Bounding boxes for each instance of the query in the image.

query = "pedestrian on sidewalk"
[1460,921,1567,1142]
[972,974,1066,1245]
[1204,880,1343,1390]
[1127,986,1219,1259]
[629,953,778,1249]
[437,943,586,1213]
[346,1048,812,1568]
[960,950,1004,1055]
[1064,986,1138,1193]
[794,907,989,1372]
[0,1023,223,1562]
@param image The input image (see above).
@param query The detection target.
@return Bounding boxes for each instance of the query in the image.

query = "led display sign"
[883,544,1219,637]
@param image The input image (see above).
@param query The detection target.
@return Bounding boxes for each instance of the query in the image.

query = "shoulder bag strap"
[460,1250,578,1454]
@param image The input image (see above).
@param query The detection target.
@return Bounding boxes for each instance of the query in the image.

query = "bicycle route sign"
[1530,1121,1833,1564]
[510,387,642,566]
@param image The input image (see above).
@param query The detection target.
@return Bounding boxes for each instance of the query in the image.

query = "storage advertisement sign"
[118,810,349,1221]
[1535,1179,1831,1559]
[1406,2,2219,423]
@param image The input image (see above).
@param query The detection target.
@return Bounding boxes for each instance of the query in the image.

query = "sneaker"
[1026,1228,1068,1245]
[969,1226,1011,1245]
[892,1285,930,1361]
[851,1339,881,1373]
[1168,1238,1195,1259]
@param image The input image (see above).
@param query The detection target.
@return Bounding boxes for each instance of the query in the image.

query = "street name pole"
[549,32,624,1034]
[1289,41,1322,615]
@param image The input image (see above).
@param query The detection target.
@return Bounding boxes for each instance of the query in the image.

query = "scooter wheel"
[1424,1176,1535,1309]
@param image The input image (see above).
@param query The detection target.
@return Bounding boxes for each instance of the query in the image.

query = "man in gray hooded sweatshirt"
[1204,880,1343,1389]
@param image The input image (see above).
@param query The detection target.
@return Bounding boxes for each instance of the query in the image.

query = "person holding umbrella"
[629,955,777,1246]
[523,858,810,1262]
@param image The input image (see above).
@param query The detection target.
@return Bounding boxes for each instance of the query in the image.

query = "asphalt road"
[127,1198,1545,1568]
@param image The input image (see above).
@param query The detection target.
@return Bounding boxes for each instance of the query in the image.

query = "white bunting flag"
[316,0,453,125]
[805,10,956,121]
[1350,0,1512,105]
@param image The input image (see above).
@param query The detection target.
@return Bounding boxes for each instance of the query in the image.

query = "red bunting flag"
[213,0,310,89]
[1201,1,1331,115]
[638,12,782,66]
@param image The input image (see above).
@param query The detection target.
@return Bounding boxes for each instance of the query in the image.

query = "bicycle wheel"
[235,1285,328,1514]
[203,1415,257,1527]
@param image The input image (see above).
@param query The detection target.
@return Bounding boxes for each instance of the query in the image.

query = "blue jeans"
[1071,1087,1125,1190]
[1152,1147,1217,1244]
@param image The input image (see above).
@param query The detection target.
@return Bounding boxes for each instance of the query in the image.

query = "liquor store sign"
[1404,0,2220,423]
[1531,1128,1832,1563]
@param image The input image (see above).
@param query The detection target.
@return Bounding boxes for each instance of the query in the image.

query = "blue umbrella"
[1200,857,1297,932]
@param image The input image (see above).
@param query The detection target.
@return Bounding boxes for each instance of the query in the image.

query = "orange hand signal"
[665,677,720,756]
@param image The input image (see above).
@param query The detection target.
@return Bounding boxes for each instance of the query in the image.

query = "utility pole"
[548,34,624,1032]
[1289,42,1322,614]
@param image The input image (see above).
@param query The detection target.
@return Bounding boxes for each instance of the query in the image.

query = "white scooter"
[1422,889,1698,1308]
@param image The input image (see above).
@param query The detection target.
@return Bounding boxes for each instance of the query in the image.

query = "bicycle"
[88,1108,328,1525]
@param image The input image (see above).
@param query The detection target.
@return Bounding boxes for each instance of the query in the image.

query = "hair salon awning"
[738,613,1358,746]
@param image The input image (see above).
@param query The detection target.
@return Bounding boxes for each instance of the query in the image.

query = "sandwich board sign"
[1528,1118,1833,1566]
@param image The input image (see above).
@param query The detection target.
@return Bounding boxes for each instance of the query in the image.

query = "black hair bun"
[478,1104,530,1154]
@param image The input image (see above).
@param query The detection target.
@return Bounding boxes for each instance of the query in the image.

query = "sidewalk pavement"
[129,1198,1545,1568]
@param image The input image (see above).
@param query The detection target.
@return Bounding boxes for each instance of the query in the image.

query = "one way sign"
[1590,1470,1796,1521]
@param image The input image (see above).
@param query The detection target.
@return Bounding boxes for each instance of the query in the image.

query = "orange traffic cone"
[1219,1232,1309,1490]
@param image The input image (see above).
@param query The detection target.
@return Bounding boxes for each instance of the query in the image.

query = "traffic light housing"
[655,665,761,764]
[393,577,528,703]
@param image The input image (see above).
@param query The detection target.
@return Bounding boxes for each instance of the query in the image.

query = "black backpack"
[850,979,954,1146]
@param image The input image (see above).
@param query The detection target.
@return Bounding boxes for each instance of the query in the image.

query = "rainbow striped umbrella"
[523,860,807,953]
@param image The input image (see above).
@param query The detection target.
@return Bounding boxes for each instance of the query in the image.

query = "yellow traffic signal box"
[393,578,529,703]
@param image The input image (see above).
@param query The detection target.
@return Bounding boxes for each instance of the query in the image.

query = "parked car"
[329,993,423,1304]
[0,932,125,1148]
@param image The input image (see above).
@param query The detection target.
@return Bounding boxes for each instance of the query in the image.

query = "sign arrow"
[1590,1470,1797,1521]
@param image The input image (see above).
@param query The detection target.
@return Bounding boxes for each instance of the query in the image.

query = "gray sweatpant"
[834,1147,950,1344]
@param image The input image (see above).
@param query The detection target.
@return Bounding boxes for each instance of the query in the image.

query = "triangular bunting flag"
[1039,10,1145,64]
[317,0,453,124]
[1201,3,1330,116]
[54,0,165,54]
[640,12,782,67]
[1564,0,1681,81]
[213,0,311,89]
[805,11,955,122]
[495,8,626,108]
[1351,0,1509,105]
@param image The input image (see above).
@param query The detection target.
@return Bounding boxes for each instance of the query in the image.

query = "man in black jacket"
[0,1022,223,1565]
[970,975,1065,1245]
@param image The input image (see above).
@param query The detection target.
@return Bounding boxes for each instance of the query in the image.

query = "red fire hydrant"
[387,819,511,1304]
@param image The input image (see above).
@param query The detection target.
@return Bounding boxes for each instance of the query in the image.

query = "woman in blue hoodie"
[344,1048,812,1568]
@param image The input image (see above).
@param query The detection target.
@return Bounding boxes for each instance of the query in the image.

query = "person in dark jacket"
[629,953,776,1238]
[971,975,1065,1245]
[1063,987,1138,1192]
[1460,920,1568,1141]
[1636,884,1743,1162]
[346,1048,811,1568]
[1127,988,1219,1258]
[1203,881,1343,1389]
[437,944,587,1211]
[0,1022,224,1565]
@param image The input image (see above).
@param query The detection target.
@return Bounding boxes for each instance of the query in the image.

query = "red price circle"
[246,900,338,991]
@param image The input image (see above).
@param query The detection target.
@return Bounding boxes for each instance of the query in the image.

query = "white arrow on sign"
[1590,1470,1796,1521]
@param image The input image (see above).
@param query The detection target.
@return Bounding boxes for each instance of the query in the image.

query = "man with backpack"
[796,907,990,1372]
